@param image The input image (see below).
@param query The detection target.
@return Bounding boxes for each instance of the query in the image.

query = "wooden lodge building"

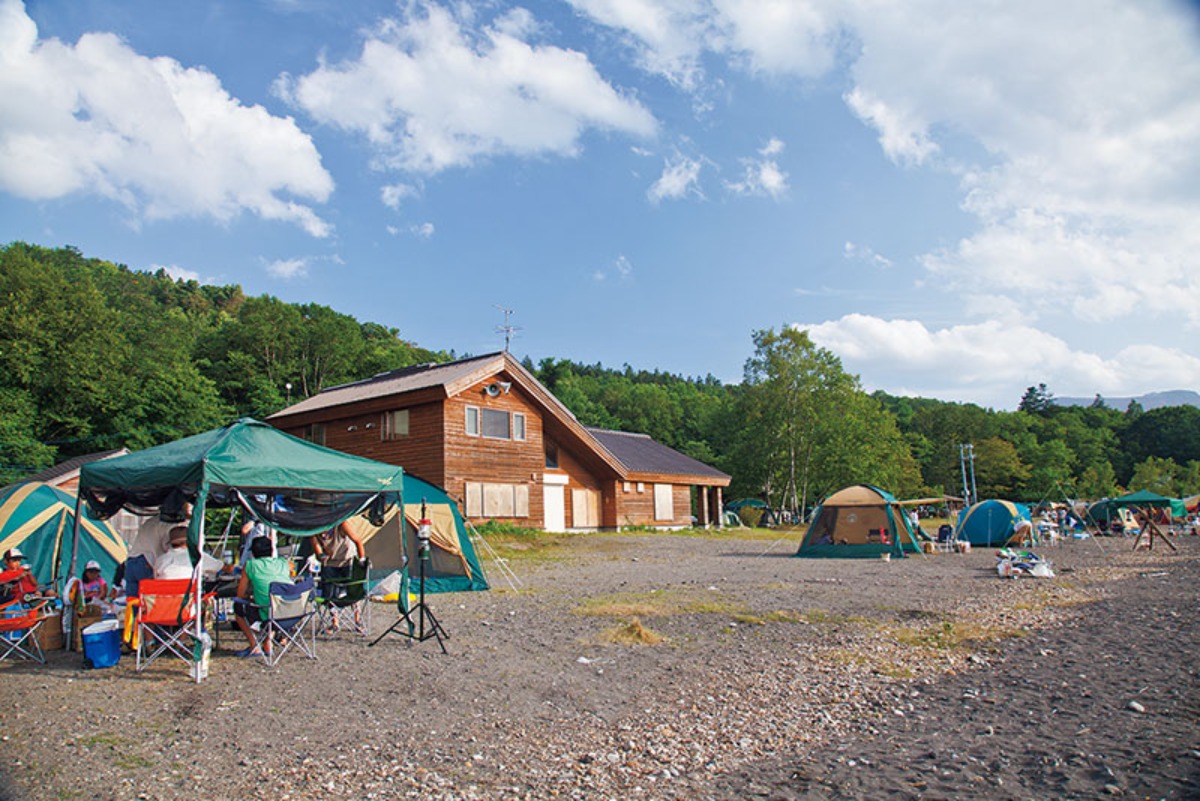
[268,352,730,531]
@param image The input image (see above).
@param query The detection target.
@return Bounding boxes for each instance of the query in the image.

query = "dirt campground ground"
[2,531,1199,801]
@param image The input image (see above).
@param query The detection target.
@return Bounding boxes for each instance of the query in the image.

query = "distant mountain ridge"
[1055,390,1200,410]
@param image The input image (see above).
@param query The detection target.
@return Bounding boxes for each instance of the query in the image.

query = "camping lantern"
[417,506,432,561]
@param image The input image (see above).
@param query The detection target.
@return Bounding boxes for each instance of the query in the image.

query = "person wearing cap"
[0,548,39,603]
[154,526,224,581]
[68,560,109,607]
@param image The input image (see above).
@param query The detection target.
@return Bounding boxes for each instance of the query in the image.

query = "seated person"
[0,547,39,603]
[69,560,109,607]
[313,522,365,593]
[232,536,294,657]
[154,526,225,581]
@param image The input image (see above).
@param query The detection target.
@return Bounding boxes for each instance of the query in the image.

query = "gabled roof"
[587,428,730,485]
[269,352,728,486]
[23,448,129,486]
[269,353,519,418]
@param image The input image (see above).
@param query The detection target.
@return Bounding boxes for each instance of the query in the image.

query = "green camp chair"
[317,557,370,637]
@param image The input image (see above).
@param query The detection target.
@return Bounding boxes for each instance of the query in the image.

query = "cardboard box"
[34,613,64,652]
[72,613,105,651]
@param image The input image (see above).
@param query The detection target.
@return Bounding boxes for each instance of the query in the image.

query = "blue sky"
[2,0,1199,410]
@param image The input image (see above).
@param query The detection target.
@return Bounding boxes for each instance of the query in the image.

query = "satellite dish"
[485,383,501,397]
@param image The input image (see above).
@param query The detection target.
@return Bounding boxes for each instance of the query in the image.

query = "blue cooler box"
[81,619,121,669]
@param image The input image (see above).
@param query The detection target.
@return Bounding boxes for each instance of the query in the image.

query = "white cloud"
[614,254,633,278]
[412,222,435,238]
[843,241,892,269]
[648,154,703,202]
[579,1,1200,340]
[567,0,840,88]
[725,137,788,198]
[278,2,656,174]
[381,182,420,209]
[839,0,1200,327]
[0,0,333,236]
[797,314,1200,409]
[593,254,634,282]
[151,263,200,283]
[266,257,308,279]
[566,0,711,90]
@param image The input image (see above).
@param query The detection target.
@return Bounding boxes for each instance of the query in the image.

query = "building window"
[382,409,409,440]
[623,482,631,493]
[303,423,325,446]
[465,482,529,518]
[545,440,559,469]
[481,408,510,439]
[654,484,674,521]
[466,406,525,441]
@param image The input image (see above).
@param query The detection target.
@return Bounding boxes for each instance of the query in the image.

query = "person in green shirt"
[232,536,293,657]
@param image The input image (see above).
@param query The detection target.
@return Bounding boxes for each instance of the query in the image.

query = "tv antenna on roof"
[494,305,522,352]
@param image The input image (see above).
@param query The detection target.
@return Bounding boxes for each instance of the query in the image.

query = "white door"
[543,485,566,532]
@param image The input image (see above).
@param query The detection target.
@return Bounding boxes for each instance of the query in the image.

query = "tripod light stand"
[369,500,449,653]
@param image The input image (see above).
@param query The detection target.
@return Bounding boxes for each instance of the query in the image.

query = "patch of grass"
[112,754,153,770]
[762,609,806,623]
[731,613,768,626]
[600,617,664,645]
[80,733,128,749]
[801,608,874,626]
[887,619,1024,650]
[574,589,749,618]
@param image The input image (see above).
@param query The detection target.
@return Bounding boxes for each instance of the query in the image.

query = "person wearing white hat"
[68,559,109,608]
[0,547,38,602]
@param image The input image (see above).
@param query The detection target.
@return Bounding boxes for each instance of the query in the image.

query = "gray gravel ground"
[2,533,1197,800]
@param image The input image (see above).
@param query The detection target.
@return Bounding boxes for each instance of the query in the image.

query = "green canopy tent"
[73,419,405,679]
[1107,489,1181,551]
[0,482,126,591]
[75,418,404,564]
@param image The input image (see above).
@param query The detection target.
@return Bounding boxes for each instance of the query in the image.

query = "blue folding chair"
[256,576,317,667]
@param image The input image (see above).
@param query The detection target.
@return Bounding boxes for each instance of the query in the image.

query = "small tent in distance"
[795,484,921,558]
[345,474,488,594]
[0,482,127,591]
[956,499,1032,547]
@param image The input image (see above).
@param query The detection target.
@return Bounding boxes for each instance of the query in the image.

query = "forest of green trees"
[3,242,1198,509]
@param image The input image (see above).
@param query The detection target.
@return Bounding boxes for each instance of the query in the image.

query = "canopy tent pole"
[1130,506,1177,552]
[66,492,84,589]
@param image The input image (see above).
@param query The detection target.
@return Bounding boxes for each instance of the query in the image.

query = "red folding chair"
[0,598,52,665]
[134,578,214,674]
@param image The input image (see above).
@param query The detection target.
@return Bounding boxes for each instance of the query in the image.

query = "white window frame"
[513,412,526,441]
[465,406,480,436]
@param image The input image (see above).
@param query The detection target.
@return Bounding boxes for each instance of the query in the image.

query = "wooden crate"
[34,613,64,652]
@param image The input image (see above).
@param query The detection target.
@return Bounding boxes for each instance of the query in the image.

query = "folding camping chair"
[317,557,371,637]
[0,598,51,664]
[255,576,317,667]
[135,578,214,674]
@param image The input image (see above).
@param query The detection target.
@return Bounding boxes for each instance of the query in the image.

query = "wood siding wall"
[276,401,445,488]
[612,481,693,528]
[445,379,548,526]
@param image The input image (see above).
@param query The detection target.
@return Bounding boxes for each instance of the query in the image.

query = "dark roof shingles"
[587,428,729,481]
